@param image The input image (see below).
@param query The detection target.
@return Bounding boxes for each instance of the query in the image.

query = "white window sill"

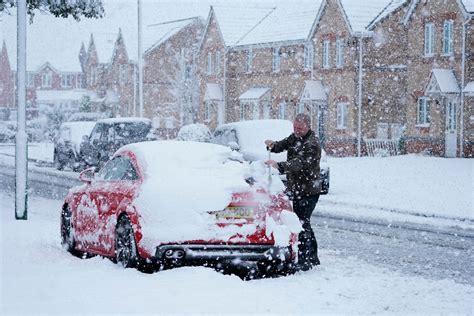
[336,126,347,130]
[423,54,435,58]
[441,53,453,57]
[415,123,430,128]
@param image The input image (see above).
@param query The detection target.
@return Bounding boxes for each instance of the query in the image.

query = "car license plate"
[215,207,254,219]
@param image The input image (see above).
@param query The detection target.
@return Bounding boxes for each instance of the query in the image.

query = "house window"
[442,20,454,55]
[304,44,313,70]
[424,23,435,56]
[240,102,250,120]
[322,40,330,68]
[215,51,221,75]
[336,39,344,68]
[42,72,52,88]
[278,102,286,119]
[27,73,34,87]
[297,102,305,114]
[119,65,128,85]
[417,97,430,125]
[272,47,280,72]
[246,49,253,73]
[61,74,73,87]
[204,101,212,120]
[336,102,348,129]
[207,52,213,75]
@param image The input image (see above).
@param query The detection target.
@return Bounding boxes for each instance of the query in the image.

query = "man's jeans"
[293,195,320,268]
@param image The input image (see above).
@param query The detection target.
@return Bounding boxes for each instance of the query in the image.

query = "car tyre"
[60,205,85,258]
[54,151,64,171]
[115,215,139,269]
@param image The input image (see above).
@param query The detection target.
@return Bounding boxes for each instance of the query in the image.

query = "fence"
[364,138,400,157]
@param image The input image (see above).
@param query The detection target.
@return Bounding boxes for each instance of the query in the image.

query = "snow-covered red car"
[61,141,301,275]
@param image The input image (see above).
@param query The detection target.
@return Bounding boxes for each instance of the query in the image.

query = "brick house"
[82,31,136,117]
[0,39,85,121]
[0,41,14,120]
[143,17,204,138]
[402,0,473,157]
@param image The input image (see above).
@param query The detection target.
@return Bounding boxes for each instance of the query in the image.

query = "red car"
[61,141,300,275]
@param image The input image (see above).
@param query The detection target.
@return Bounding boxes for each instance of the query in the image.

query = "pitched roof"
[144,17,203,54]
[211,4,276,46]
[236,1,324,46]
[460,0,474,13]
[339,0,400,35]
[368,0,408,29]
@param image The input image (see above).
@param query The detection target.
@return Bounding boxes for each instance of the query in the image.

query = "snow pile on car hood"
[124,141,290,250]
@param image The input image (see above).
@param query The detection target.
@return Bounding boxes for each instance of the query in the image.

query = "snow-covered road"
[1,192,472,315]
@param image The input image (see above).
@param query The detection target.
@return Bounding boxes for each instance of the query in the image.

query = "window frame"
[278,102,286,119]
[304,43,314,70]
[272,47,281,72]
[322,40,330,68]
[417,97,430,126]
[442,20,454,55]
[207,52,213,75]
[424,23,435,56]
[41,72,52,88]
[215,51,221,75]
[336,39,344,68]
[246,48,253,73]
[336,102,348,129]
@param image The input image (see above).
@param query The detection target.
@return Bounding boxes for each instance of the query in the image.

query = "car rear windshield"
[114,122,150,139]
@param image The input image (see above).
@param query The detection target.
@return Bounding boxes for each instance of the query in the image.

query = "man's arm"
[269,135,291,153]
[277,140,321,174]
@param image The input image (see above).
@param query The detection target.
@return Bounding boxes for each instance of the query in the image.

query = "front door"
[445,98,457,158]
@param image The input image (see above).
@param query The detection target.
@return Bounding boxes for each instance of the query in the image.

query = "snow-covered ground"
[0,192,472,315]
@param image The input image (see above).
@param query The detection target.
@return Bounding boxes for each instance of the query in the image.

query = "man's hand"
[265,159,278,169]
[265,139,274,150]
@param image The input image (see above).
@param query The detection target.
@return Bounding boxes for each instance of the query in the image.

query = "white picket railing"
[364,139,400,157]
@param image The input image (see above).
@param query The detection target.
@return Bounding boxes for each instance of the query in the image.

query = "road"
[313,211,474,285]
[1,156,472,286]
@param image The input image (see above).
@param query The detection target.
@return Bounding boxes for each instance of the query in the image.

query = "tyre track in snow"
[313,210,474,285]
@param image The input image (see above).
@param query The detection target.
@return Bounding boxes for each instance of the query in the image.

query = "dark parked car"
[79,117,156,168]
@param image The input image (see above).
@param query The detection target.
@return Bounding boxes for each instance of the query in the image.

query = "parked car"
[53,121,97,171]
[212,119,330,194]
[61,141,300,276]
[79,117,157,169]
[176,123,212,142]
[0,121,16,143]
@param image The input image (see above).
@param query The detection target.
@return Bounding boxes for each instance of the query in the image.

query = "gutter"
[460,14,472,157]
[355,33,371,157]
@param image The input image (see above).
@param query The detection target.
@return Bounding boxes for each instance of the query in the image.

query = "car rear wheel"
[115,216,138,269]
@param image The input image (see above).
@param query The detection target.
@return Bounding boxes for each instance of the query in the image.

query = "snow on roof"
[300,80,327,101]
[239,87,270,100]
[429,69,460,94]
[144,17,201,54]
[461,0,474,13]
[464,81,474,94]
[236,1,323,46]
[368,0,407,29]
[204,83,224,101]
[339,0,396,35]
[211,5,276,46]
[35,89,88,102]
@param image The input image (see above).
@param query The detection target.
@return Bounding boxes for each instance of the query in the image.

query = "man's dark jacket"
[270,129,321,199]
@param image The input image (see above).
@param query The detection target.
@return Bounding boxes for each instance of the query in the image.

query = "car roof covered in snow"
[96,117,151,125]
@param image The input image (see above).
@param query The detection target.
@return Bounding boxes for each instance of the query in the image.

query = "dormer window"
[246,49,253,73]
[207,52,213,75]
[322,40,330,68]
[336,39,344,68]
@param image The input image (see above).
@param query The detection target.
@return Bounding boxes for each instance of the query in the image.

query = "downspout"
[357,36,363,157]
[460,18,469,158]
[222,46,228,124]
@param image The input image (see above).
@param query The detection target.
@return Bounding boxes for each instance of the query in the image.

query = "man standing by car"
[264,113,321,271]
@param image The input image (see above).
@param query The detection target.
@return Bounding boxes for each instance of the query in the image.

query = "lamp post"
[15,0,28,220]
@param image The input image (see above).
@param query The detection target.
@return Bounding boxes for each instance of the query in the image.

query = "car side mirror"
[79,167,95,184]
[228,141,240,151]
